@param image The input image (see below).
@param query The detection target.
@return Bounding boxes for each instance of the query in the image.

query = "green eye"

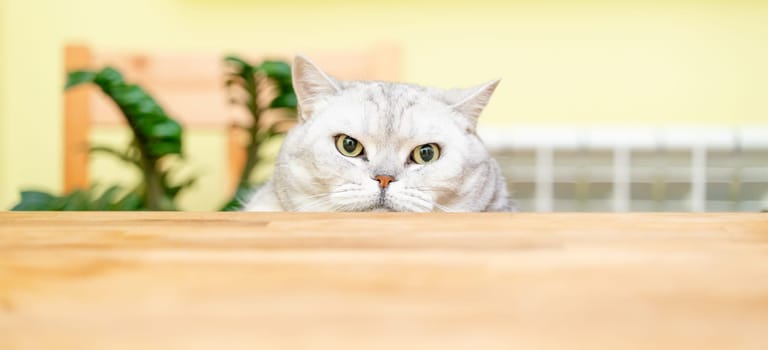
[411,143,440,164]
[335,134,364,157]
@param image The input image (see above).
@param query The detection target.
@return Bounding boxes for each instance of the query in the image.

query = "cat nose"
[374,175,396,189]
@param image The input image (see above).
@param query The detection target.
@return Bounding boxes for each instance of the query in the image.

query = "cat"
[242,55,512,212]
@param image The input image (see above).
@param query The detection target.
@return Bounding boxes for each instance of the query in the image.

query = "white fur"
[243,55,512,212]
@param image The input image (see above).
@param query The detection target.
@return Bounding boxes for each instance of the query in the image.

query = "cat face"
[271,55,509,212]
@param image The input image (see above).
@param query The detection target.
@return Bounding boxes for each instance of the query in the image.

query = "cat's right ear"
[292,54,342,121]
[449,79,500,132]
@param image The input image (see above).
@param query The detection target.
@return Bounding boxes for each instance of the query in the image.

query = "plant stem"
[123,125,170,211]
[237,73,263,189]
[141,157,166,210]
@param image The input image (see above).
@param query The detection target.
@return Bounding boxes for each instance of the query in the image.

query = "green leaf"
[260,61,291,80]
[220,198,242,211]
[83,67,183,160]
[65,70,97,89]
[61,190,90,210]
[145,141,182,158]
[149,119,182,138]
[93,67,125,90]
[89,145,141,167]
[111,191,143,210]
[269,91,297,109]
[12,184,153,211]
[224,55,254,70]
[11,191,58,210]
[92,185,123,210]
[109,84,150,106]
[156,165,196,200]
[220,185,256,211]
[165,179,196,199]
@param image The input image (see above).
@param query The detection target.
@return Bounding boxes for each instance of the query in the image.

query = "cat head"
[292,55,498,133]
[271,55,507,212]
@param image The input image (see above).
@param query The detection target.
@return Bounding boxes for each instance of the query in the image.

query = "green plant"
[13,185,142,211]
[220,56,298,210]
[12,67,196,211]
[11,56,295,212]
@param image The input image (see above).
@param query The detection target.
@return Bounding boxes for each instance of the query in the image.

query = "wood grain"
[1,213,767,349]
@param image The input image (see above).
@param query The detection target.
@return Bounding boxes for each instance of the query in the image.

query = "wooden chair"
[63,44,401,193]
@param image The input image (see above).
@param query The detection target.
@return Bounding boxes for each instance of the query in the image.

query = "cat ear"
[449,79,500,131]
[292,54,342,121]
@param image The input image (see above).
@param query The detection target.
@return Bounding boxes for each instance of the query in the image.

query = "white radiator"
[479,126,768,212]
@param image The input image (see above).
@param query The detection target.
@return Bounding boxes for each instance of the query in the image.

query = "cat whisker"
[433,203,457,213]
[293,197,332,212]
[415,187,454,194]
[388,191,433,213]
[294,187,372,211]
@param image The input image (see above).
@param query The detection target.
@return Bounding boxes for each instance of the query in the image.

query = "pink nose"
[374,175,395,189]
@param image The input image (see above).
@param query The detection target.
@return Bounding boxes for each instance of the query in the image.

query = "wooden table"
[1,212,767,349]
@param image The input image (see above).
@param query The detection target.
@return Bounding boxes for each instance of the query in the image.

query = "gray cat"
[243,55,511,212]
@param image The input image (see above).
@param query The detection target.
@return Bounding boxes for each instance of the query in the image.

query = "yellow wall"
[1,0,63,209]
[2,0,768,209]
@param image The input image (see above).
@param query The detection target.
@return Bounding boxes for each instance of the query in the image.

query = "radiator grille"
[481,126,768,212]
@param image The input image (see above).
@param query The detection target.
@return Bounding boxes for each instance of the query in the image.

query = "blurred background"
[0,0,766,212]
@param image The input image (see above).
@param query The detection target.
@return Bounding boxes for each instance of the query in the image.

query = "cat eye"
[335,134,364,157]
[411,143,440,164]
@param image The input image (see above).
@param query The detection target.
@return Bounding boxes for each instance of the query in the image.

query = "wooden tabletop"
[1,212,767,349]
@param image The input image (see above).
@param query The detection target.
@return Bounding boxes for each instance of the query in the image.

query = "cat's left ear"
[450,79,500,131]
[292,54,342,122]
